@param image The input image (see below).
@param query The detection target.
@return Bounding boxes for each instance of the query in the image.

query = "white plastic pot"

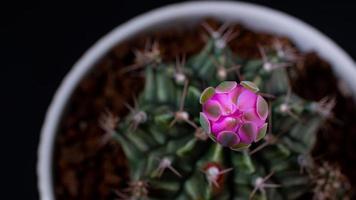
[38,1,356,199]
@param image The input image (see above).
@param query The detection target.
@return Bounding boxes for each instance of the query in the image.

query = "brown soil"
[53,19,356,199]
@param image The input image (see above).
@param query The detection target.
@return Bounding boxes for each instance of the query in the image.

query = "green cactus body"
[110,24,338,200]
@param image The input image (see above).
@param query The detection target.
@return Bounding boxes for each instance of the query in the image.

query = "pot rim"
[37,1,356,199]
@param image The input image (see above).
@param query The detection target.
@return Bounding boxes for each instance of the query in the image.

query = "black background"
[1,0,356,199]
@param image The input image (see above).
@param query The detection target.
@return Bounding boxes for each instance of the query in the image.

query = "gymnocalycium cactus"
[100,22,349,200]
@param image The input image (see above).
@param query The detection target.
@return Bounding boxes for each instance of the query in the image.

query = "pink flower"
[199,81,268,150]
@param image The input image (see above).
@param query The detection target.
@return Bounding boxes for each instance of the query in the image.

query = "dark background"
[1,0,356,199]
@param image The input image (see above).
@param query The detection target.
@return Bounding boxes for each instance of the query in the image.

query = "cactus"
[100,22,349,200]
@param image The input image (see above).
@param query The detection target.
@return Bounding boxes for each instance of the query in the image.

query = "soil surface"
[53,19,356,199]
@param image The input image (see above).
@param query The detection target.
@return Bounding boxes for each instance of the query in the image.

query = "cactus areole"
[200,81,268,150]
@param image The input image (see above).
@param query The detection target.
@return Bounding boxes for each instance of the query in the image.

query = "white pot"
[38,1,356,199]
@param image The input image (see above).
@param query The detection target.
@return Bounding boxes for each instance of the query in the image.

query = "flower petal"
[230,142,251,151]
[229,85,242,104]
[256,95,268,120]
[236,89,257,111]
[242,109,265,132]
[240,81,259,93]
[211,117,240,134]
[203,100,222,122]
[238,122,257,144]
[242,109,260,122]
[255,123,268,142]
[200,87,215,104]
[217,131,239,147]
[213,93,236,115]
[199,112,211,134]
[216,81,237,93]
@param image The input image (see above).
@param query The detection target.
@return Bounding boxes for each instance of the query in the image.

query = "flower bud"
[200,81,269,150]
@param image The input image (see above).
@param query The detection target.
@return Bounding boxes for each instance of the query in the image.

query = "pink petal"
[216,81,237,93]
[203,99,222,122]
[217,131,240,147]
[240,81,260,93]
[255,123,268,142]
[199,112,211,134]
[200,87,215,104]
[229,85,242,105]
[236,89,257,111]
[211,117,240,135]
[242,109,264,128]
[213,93,237,116]
[256,95,268,120]
[229,108,243,119]
[238,122,257,144]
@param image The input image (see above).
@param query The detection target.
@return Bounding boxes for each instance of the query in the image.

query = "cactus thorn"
[202,22,227,39]
[114,180,149,200]
[249,134,278,155]
[272,38,301,62]
[257,92,276,100]
[123,96,147,133]
[313,96,336,119]
[202,164,233,188]
[211,55,242,80]
[98,109,119,146]
[120,40,161,74]
[210,55,227,80]
[170,80,198,129]
[174,54,187,84]
[194,127,209,141]
[222,26,239,43]
[250,171,280,199]
[155,157,182,178]
[217,22,230,36]
[202,22,238,49]
[258,44,292,72]
[279,86,301,121]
